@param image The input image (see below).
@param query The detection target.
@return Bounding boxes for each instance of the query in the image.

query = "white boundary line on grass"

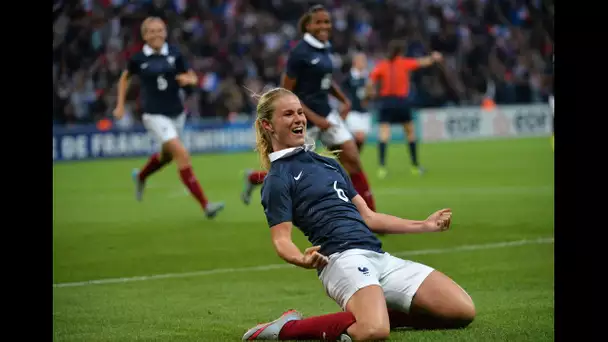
[53,237,553,289]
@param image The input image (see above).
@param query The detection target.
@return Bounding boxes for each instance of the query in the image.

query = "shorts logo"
[358,267,369,276]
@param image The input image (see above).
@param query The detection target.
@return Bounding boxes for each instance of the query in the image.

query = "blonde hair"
[140,17,165,37]
[254,88,296,170]
[252,87,340,170]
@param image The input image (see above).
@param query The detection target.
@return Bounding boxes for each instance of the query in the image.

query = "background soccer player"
[342,52,373,152]
[113,17,224,219]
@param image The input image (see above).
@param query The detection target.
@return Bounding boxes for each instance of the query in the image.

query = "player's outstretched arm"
[270,222,328,270]
[414,51,443,68]
[352,195,452,234]
[113,71,131,119]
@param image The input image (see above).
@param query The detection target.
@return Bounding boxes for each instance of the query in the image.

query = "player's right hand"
[301,246,329,269]
[113,106,124,120]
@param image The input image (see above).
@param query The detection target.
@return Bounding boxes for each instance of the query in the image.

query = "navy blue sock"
[408,141,418,167]
[379,142,387,166]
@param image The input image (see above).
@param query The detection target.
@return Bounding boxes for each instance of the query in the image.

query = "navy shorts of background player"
[127,43,189,117]
[285,33,335,127]
[378,97,414,124]
[261,146,382,259]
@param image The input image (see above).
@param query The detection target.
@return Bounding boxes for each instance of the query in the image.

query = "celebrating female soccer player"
[241,87,475,341]
[113,17,224,219]
[369,40,443,178]
[242,5,376,213]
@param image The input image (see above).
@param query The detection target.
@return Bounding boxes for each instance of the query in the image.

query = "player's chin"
[150,37,165,47]
[288,133,306,146]
[316,30,330,42]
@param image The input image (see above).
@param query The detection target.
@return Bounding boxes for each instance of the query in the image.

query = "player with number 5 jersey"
[242,5,376,215]
[241,87,475,341]
[113,17,224,219]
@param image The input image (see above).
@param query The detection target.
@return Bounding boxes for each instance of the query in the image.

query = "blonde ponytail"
[254,119,273,170]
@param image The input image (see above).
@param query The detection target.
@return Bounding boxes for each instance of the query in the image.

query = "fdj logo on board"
[514,109,548,134]
[445,113,481,138]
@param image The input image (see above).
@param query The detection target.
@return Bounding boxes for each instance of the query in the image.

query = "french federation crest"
[167,56,175,67]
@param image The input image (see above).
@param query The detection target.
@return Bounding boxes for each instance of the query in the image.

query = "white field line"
[53,237,553,289]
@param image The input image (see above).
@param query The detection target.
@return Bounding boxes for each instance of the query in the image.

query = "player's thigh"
[380,254,475,322]
[171,112,187,137]
[320,111,354,148]
[410,270,475,324]
[378,253,435,313]
[346,111,371,136]
[319,249,391,340]
[142,113,179,145]
[319,249,383,311]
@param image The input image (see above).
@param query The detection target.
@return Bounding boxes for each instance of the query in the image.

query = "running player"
[241,87,474,341]
[242,5,376,213]
[113,17,224,219]
[369,40,443,178]
[342,52,372,152]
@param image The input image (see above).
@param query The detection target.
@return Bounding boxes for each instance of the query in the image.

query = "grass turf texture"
[53,137,554,341]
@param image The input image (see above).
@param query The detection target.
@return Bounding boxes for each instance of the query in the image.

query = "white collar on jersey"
[269,144,315,162]
[143,43,169,56]
[350,68,367,79]
[303,33,331,49]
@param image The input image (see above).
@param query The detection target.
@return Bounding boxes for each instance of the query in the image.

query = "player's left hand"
[424,208,452,232]
[339,100,352,120]
[176,73,197,86]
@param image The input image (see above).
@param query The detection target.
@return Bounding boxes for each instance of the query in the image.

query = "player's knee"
[454,299,476,327]
[164,140,190,167]
[354,132,366,143]
[443,297,475,329]
[404,124,415,141]
[350,322,390,341]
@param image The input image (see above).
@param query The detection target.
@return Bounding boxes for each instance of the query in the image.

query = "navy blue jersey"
[341,70,368,112]
[127,43,188,117]
[261,146,383,258]
[285,33,335,122]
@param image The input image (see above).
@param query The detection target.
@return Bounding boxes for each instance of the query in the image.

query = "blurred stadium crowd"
[53,0,554,126]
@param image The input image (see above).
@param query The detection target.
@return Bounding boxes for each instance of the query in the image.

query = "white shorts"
[319,249,434,312]
[142,112,187,144]
[307,111,353,147]
[345,111,372,135]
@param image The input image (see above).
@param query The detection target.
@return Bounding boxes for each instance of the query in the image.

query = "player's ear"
[260,119,274,133]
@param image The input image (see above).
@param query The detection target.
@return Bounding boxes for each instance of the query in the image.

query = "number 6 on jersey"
[157,75,168,91]
[333,181,349,202]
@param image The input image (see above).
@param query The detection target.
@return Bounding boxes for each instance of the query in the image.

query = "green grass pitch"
[53,137,554,341]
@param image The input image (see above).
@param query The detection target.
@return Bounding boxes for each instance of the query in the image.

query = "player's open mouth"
[291,127,304,136]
